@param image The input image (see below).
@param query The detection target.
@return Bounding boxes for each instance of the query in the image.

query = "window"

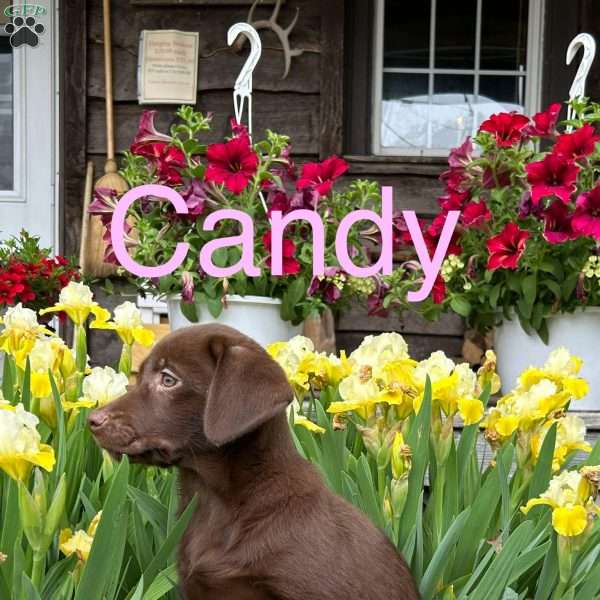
[372,0,544,156]
[0,35,13,189]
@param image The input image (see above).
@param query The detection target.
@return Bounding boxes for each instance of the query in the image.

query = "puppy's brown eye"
[161,371,178,388]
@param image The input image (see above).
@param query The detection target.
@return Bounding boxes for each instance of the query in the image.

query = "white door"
[0,1,57,249]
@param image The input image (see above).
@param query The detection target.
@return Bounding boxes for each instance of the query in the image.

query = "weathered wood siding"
[63,0,462,358]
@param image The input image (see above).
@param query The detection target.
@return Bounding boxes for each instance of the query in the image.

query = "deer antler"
[243,0,304,79]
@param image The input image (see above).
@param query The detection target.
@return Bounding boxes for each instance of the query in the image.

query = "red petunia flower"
[462,200,491,228]
[204,135,259,194]
[267,191,292,217]
[486,222,529,271]
[432,275,446,305]
[297,155,348,196]
[229,117,249,139]
[554,123,600,159]
[262,231,301,275]
[523,103,562,137]
[130,142,186,185]
[542,200,578,244]
[572,184,600,241]
[440,167,469,193]
[438,189,471,211]
[479,112,530,147]
[425,213,462,256]
[525,153,579,205]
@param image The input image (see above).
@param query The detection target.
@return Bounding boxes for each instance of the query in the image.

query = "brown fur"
[89,324,420,600]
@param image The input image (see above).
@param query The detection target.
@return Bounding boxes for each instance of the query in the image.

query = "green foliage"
[419,98,600,340]
[115,106,419,325]
[0,354,191,600]
[292,384,600,600]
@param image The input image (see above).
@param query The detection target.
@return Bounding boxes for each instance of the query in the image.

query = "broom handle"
[79,161,95,272]
[103,0,115,161]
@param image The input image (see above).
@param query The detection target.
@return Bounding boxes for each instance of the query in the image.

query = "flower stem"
[118,344,132,377]
[433,463,447,547]
[31,552,44,590]
[351,430,363,457]
[377,467,387,503]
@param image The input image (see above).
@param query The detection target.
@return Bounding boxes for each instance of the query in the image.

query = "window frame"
[371,0,545,157]
[0,32,25,202]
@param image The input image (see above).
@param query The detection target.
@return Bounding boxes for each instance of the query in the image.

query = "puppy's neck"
[178,412,301,505]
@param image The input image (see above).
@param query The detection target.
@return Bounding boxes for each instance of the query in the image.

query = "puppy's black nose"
[88,410,108,430]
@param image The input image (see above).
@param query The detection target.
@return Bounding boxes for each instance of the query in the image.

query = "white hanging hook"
[566,33,596,130]
[228,23,262,136]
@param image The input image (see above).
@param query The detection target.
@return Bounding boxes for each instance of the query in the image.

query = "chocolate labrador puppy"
[89,324,420,600]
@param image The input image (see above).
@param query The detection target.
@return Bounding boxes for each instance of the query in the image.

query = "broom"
[84,0,129,277]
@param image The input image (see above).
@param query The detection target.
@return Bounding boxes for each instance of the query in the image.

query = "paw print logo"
[4,16,45,48]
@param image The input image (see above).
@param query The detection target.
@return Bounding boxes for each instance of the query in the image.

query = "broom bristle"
[85,159,129,277]
[94,159,129,193]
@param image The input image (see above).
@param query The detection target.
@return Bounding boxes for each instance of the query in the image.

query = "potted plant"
[0,231,80,377]
[90,107,416,346]
[0,230,80,319]
[415,99,600,408]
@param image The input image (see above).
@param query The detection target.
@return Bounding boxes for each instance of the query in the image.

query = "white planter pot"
[495,309,600,411]
[167,294,302,347]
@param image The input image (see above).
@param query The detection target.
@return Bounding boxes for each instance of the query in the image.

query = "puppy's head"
[88,324,293,467]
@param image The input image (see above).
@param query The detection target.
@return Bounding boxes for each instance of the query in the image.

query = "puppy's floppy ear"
[204,341,293,447]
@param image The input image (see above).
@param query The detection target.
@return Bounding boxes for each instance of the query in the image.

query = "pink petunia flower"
[132,110,172,146]
[308,267,346,304]
[88,187,119,226]
[204,135,259,194]
[181,272,194,303]
[572,184,600,240]
[180,179,208,216]
[486,222,529,271]
[297,155,348,196]
[525,153,579,205]
[447,137,473,169]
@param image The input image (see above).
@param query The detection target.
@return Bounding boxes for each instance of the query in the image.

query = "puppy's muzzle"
[88,406,182,467]
[89,406,137,450]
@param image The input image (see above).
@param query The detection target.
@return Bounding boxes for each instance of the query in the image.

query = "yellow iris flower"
[89,301,154,347]
[59,511,102,562]
[293,415,325,434]
[39,282,110,326]
[0,303,50,366]
[531,415,592,471]
[0,404,55,481]
[63,366,129,411]
[521,468,600,537]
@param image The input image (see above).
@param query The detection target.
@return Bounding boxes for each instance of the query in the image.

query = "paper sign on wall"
[137,30,199,104]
